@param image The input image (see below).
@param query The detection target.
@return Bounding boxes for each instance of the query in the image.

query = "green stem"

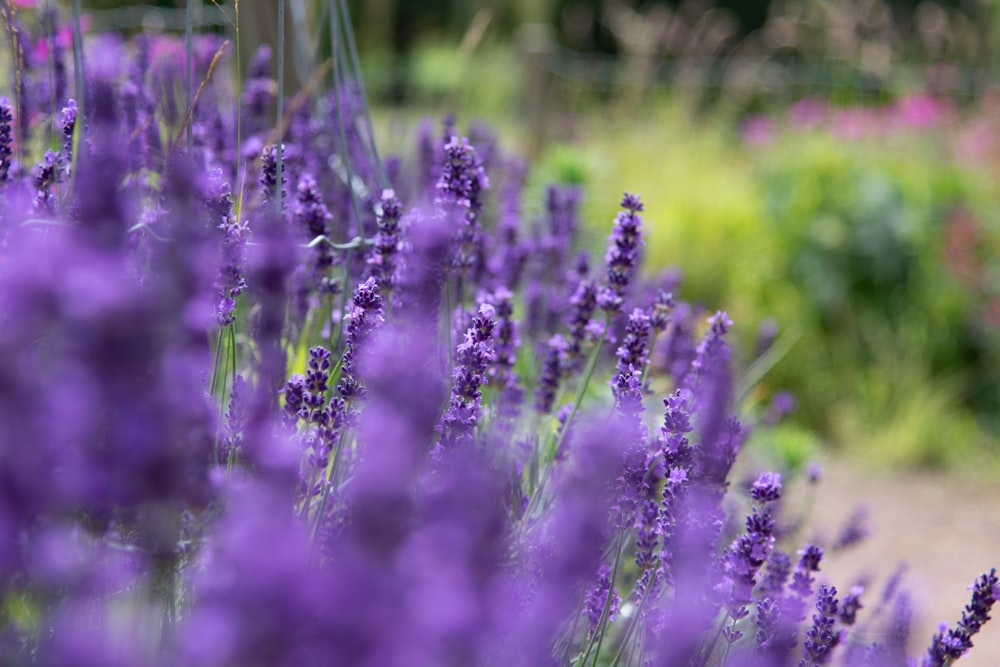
[275,0,284,210]
[185,0,194,153]
[549,313,610,464]
[71,0,84,111]
[578,530,625,667]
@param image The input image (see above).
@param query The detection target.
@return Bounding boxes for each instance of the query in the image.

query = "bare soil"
[804,458,1000,666]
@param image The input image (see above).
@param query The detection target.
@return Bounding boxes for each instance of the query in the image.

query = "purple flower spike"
[33,150,58,213]
[436,301,496,450]
[801,584,842,665]
[0,97,13,183]
[260,143,286,207]
[534,334,567,415]
[751,472,783,504]
[436,136,489,271]
[58,99,77,180]
[924,568,999,666]
[840,585,864,626]
[337,277,385,402]
[600,192,645,313]
[368,189,403,295]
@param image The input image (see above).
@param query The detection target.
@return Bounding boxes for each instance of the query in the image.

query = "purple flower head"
[584,563,620,636]
[436,136,489,272]
[489,287,523,419]
[338,277,385,401]
[833,504,871,552]
[294,173,333,257]
[534,334,567,415]
[600,192,645,313]
[788,544,824,611]
[759,550,793,599]
[840,585,864,626]
[611,309,652,421]
[0,97,13,183]
[368,188,403,294]
[924,568,999,666]
[721,504,777,608]
[763,390,798,426]
[436,302,496,450]
[564,278,599,373]
[260,143,286,208]
[32,149,57,213]
[58,98,77,177]
[751,472,783,504]
[801,584,842,665]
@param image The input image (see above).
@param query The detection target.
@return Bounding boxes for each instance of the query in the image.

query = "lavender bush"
[0,4,995,667]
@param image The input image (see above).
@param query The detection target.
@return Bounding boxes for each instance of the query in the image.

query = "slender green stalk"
[275,0,284,210]
[329,0,364,235]
[577,531,625,667]
[548,312,611,464]
[71,0,83,111]
[336,0,388,189]
[45,0,55,148]
[185,0,194,154]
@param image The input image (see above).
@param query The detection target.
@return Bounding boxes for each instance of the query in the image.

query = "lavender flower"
[609,308,653,430]
[337,277,384,402]
[534,334,567,415]
[564,278,599,373]
[33,150,57,213]
[584,563,620,637]
[207,177,249,327]
[368,189,402,295]
[599,192,644,313]
[787,544,825,623]
[436,302,496,450]
[719,472,782,641]
[436,136,489,272]
[923,568,999,666]
[260,143,286,208]
[801,584,841,665]
[58,99,77,180]
[491,287,523,417]
[0,97,12,183]
[840,585,864,626]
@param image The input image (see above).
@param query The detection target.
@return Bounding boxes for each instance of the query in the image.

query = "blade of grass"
[185,0,195,154]
[275,0,285,211]
[170,39,229,153]
[336,0,388,190]
[71,0,83,112]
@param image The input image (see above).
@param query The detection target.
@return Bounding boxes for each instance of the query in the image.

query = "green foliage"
[539,99,1000,470]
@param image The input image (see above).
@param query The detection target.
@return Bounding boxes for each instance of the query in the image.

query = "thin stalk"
[549,313,610,463]
[209,328,225,396]
[609,575,658,667]
[578,531,625,667]
[329,0,364,238]
[698,612,730,666]
[718,616,739,666]
[45,0,55,148]
[185,0,194,153]
[336,0,387,189]
[71,0,83,112]
[275,0,284,210]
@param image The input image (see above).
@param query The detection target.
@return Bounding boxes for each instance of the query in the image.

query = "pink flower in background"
[788,97,828,129]
[831,107,880,140]
[891,93,951,129]
[741,114,774,146]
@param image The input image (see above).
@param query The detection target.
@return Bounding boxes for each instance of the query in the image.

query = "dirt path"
[804,458,1000,665]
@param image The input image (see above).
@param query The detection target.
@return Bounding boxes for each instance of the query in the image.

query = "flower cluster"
[0,11,993,667]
